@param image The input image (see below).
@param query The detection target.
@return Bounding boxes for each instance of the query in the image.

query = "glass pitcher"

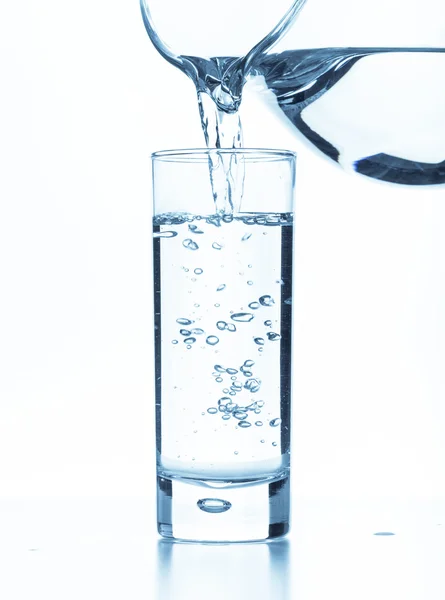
[141,0,445,185]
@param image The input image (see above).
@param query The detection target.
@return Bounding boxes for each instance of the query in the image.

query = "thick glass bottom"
[157,473,290,543]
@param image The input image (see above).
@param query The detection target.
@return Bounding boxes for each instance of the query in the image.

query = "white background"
[1,2,445,598]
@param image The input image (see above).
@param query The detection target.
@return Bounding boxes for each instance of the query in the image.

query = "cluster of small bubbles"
[241,233,252,241]
[171,340,178,345]
[254,337,265,346]
[248,302,260,310]
[206,335,219,346]
[255,421,263,427]
[264,320,273,327]
[216,284,226,292]
[207,407,218,415]
[184,337,196,344]
[153,230,178,238]
[284,297,292,305]
[267,332,282,341]
[244,378,261,393]
[194,268,203,275]
[270,418,282,427]
[212,242,223,250]
[259,295,275,307]
[206,215,222,227]
[177,318,193,326]
[231,312,254,323]
[247,281,254,286]
[234,411,248,420]
[183,239,199,251]
[216,320,236,332]
[180,329,191,336]
[188,224,204,234]
[191,328,204,335]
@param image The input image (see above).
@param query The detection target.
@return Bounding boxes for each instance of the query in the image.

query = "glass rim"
[151,148,296,163]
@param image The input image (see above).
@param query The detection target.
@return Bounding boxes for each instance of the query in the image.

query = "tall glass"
[152,149,296,542]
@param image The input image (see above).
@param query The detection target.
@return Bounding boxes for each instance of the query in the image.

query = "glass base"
[157,474,290,543]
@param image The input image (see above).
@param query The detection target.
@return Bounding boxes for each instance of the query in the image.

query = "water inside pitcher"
[141,0,445,185]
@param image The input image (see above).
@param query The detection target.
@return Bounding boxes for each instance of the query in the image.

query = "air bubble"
[248,302,260,310]
[153,231,178,238]
[267,332,282,341]
[191,328,204,335]
[255,421,263,427]
[184,337,196,344]
[214,303,220,308]
[260,439,265,444]
[214,365,226,373]
[270,418,282,427]
[206,336,219,346]
[215,377,223,383]
[216,284,226,292]
[254,337,265,345]
[194,268,203,275]
[231,313,254,323]
[233,411,248,420]
[188,224,204,234]
[183,239,199,251]
[207,408,218,415]
[241,233,252,241]
[197,498,232,513]
[180,329,191,336]
[247,281,253,286]
[212,242,223,250]
[244,360,255,368]
[241,369,252,377]
[226,323,236,332]
[284,297,292,305]
[238,421,252,428]
[272,441,278,446]
[234,451,239,455]
[226,368,238,375]
[259,295,275,307]
[222,414,231,420]
[276,279,284,285]
[216,321,227,330]
[264,320,272,327]
[186,345,192,349]
[244,378,261,393]
[176,318,193,326]
[171,340,178,345]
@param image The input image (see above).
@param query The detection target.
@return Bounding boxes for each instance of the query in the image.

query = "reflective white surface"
[1,496,445,599]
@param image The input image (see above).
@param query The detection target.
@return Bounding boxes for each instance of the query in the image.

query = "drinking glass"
[152,149,296,542]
